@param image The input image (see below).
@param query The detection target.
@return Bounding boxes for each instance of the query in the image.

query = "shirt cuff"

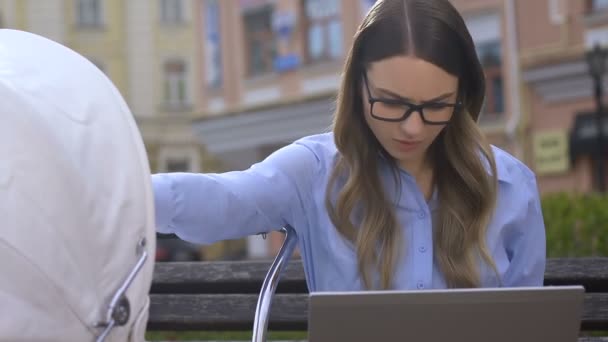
[151,173,175,235]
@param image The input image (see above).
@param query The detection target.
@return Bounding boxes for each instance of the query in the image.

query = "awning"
[193,97,335,154]
[569,111,608,162]
[522,60,600,104]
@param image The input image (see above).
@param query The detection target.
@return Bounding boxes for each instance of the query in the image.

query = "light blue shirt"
[152,133,546,291]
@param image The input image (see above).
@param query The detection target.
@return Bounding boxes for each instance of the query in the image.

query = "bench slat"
[147,294,308,331]
[151,261,306,294]
[545,258,608,292]
[144,337,608,342]
[584,293,608,330]
[154,339,608,342]
[147,293,608,331]
[151,258,608,294]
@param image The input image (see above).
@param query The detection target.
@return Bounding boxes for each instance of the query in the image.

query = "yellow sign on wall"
[533,130,570,175]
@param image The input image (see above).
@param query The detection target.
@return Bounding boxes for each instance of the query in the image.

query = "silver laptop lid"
[308,286,585,342]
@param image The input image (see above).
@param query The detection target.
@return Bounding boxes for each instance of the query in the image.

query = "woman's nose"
[399,110,425,136]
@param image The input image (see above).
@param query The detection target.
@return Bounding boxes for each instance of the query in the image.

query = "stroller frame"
[96,225,298,342]
[252,225,299,342]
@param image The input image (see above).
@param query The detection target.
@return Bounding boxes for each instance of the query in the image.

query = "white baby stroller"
[0,29,156,341]
[0,29,298,342]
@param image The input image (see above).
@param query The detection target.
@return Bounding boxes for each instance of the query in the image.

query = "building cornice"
[523,60,607,103]
[192,97,335,154]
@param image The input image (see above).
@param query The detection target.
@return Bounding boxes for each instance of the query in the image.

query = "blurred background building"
[1,0,606,260]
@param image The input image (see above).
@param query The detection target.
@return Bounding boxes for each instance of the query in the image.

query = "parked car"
[155,234,202,262]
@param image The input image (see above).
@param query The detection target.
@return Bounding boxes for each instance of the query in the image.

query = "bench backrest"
[147,258,608,333]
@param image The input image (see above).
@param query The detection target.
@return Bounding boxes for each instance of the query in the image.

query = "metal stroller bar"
[95,238,148,342]
[252,225,299,342]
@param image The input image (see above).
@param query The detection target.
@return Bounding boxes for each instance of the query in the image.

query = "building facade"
[193,0,531,257]
[193,0,608,191]
[2,0,606,260]
[194,0,519,169]
[519,0,608,194]
[0,0,207,176]
[0,0,220,261]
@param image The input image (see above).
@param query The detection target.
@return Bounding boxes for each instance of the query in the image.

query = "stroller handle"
[252,225,299,342]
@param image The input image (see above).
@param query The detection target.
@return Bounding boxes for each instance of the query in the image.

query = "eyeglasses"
[362,73,463,125]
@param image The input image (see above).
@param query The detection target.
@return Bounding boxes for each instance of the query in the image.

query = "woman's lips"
[393,139,421,151]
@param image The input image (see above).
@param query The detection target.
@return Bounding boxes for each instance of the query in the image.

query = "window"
[302,0,343,64]
[476,41,504,117]
[590,0,608,12]
[159,148,200,173]
[160,0,184,24]
[466,13,503,120]
[166,158,191,172]
[205,0,223,88]
[76,0,102,27]
[164,60,188,108]
[243,5,276,76]
[548,0,565,25]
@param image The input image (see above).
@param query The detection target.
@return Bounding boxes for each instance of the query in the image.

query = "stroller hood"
[0,29,156,341]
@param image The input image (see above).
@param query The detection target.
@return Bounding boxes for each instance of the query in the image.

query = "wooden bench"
[147,256,608,341]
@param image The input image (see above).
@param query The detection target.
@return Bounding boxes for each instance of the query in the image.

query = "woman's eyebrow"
[375,87,455,103]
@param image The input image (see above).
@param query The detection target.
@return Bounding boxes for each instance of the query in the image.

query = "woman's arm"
[501,171,547,287]
[152,141,320,245]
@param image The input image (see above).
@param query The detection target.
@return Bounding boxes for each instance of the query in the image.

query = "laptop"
[308,285,585,342]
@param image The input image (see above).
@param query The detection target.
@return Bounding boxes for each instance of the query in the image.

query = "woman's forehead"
[366,55,459,100]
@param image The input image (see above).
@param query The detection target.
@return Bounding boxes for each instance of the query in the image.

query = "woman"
[153,0,546,291]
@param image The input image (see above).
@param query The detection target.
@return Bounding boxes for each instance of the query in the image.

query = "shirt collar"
[378,147,512,212]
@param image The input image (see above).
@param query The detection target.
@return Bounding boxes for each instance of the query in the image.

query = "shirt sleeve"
[152,141,320,245]
[501,171,547,287]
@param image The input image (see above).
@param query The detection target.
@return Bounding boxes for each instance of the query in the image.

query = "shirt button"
[417,282,425,289]
[418,211,426,219]
[418,246,427,253]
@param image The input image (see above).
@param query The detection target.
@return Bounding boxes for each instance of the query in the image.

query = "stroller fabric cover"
[0,29,156,341]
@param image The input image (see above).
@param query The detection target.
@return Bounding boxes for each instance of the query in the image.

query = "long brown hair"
[326,0,499,289]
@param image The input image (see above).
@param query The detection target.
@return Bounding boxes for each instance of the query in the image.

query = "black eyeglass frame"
[362,73,463,125]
